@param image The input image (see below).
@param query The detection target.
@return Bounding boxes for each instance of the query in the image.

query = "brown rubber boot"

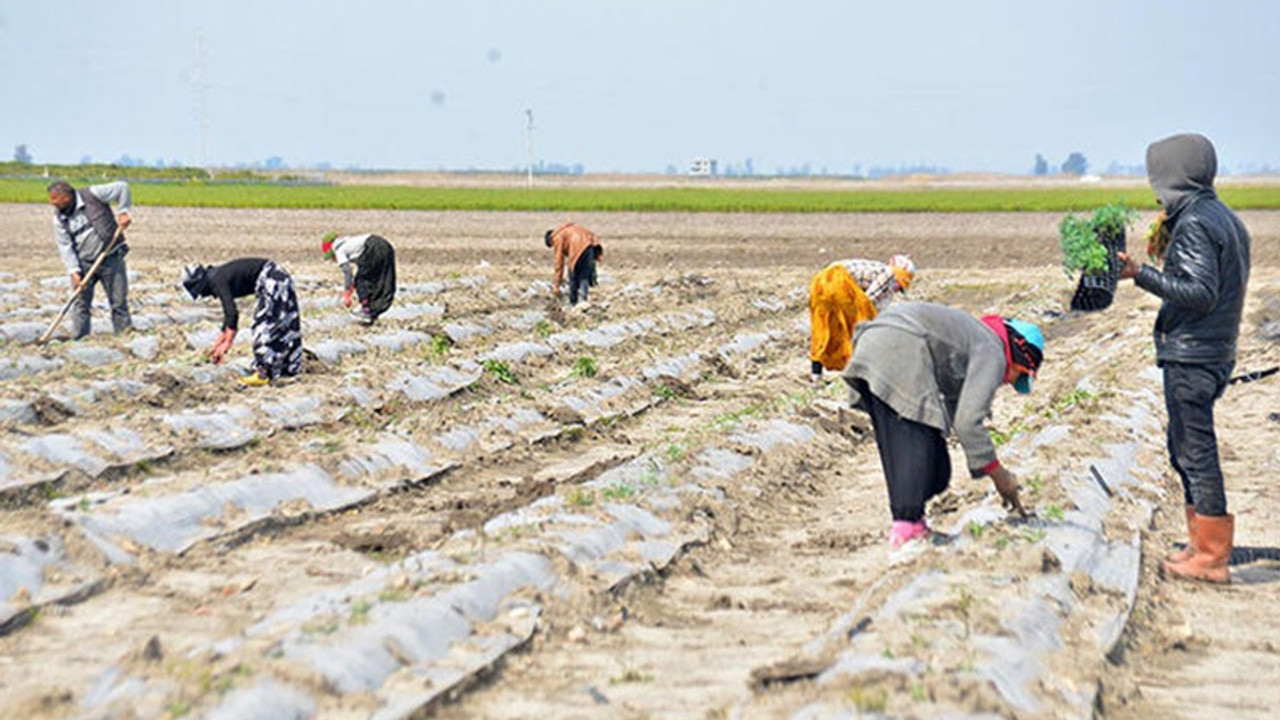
[1165,504,1197,563]
[1164,513,1233,584]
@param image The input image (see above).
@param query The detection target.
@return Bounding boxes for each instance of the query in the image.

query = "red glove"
[342,287,355,307]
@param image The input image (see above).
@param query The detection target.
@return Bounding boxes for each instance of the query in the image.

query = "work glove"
[989,462,1027,517]
[342,287,355,307]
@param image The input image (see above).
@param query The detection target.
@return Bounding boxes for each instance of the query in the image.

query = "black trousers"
[354,235,397,318]
[1163,361,1232,516]
[569,250,596,305]
[856,379,952,521]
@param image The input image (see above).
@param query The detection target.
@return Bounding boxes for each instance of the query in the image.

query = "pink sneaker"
[889,520,930,547]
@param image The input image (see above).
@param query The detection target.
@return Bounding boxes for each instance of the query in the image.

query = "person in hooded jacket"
[181,258,303,387]
[841,302,1041,546]
[1117,133,1251,584]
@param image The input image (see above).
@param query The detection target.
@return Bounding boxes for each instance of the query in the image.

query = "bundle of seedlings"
[1060,203,1136,312]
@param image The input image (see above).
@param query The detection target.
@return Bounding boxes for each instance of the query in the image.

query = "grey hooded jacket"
[1138,133,1250,365]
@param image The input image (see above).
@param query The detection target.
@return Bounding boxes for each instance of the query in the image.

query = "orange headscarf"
[809,264,879,372]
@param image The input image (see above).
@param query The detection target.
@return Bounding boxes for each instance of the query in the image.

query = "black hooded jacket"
[1136,134,1251,365]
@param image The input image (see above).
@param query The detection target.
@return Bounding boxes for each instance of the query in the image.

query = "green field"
[5,176,1280,213]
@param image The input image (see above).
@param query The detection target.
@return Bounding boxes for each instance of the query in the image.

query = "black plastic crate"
[1070,227,1125,312]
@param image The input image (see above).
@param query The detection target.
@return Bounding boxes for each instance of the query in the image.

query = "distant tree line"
[1033,152,1089,176]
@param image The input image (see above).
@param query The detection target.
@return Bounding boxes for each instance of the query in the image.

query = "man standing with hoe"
[46,180,134,340]
[1118,133,1251,584]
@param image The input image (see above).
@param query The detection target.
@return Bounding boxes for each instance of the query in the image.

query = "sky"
[3,1,1280,176]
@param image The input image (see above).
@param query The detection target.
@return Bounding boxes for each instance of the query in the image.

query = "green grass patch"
[6,176,1280,212]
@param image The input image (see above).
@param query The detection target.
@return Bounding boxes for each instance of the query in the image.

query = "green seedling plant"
[566,487,595,507]
[533,319,553,339]
[349,599,373,624]
[609,667,654,685]
[1059,214,1108,276]
[1045,387,1097,418]
[602,483,637,501]
[571,355,598,378]
[427,334,451,359]
[482,359,518,385]
[1059,202,1138,277]
[988,419,1025,447]
[1092,202,1139,239]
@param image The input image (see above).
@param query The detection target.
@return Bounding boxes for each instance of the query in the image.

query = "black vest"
[60,189,125,261]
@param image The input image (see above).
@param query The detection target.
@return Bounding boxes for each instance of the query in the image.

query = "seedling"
[566,487,595,507]
[349,599,373,624]
[427,334,450,358]
[989,420,1024,446]
[847,686,889,713]
[956,586,975,638]
[533,319,553,339]
[571,356,598,378]
[609,667,654,685]
[482,359,518,385]
[602,483,637,500]
[1059,203,1136,277]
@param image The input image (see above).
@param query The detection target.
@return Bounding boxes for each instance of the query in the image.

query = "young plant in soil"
[482,359,518,385]
[571,355,598,378]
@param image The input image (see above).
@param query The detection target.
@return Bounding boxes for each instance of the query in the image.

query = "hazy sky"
[3,1,1279,175]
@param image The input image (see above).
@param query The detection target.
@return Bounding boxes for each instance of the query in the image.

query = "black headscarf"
[181,264,213,299]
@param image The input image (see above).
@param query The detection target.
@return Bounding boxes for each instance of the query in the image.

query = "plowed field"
[2,204,1279,720]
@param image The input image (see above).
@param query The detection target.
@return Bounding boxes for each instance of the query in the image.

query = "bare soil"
[1,202,1278,719]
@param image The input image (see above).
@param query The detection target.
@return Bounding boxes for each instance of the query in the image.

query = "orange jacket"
[550,222,602,290]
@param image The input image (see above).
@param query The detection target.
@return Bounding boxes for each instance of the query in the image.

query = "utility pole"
[194,31,209,172]
[525,109,534,188]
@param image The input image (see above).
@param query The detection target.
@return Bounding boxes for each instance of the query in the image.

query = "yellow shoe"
[237,371,269,387]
